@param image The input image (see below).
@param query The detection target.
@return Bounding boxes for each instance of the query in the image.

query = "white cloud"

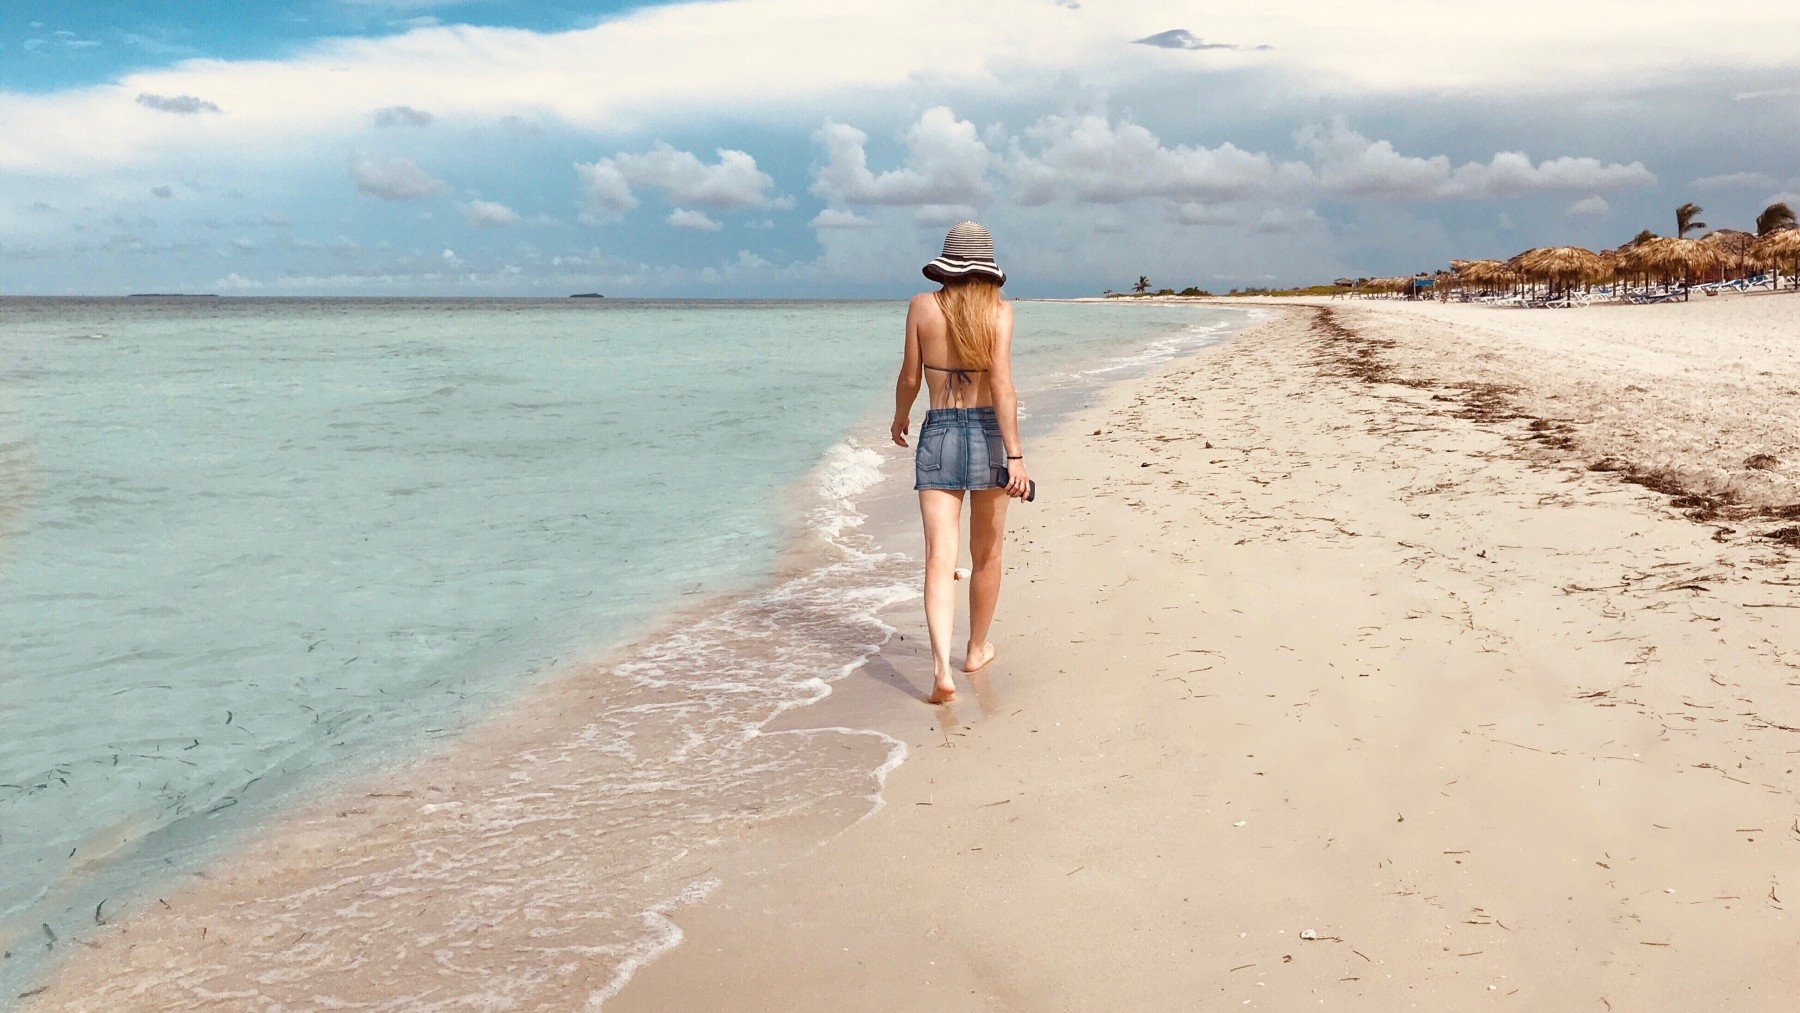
[698,249,775,283]
[667,207,722,230]
[810,208,877,229]
[574,161,635,216]
[1693,171,1778,190]
[1171,202,1240,226]
[1567,195,1610,216]
[1733,88,1800,101]
[1296,119,1655,200]
[215,272,261,290]
[1131,29,1271,52]
[463,199,519,226]
[441,248,461,265]
[1168,204,1324,232]
[135,93,221,115]
[0,1,1796,176]
[349,155,444,199]
[813,107,990,207]
[374,104,435,127]
[914,203,978,227]
[1007,114,1309,205]
[577,143,780,215]
[1255,207,1324,233]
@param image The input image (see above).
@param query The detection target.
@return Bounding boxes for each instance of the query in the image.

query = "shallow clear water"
[0,296,1246,998]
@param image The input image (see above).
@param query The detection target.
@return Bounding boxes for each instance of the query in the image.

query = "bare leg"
[918,489,965,702]
[964,487,1010,672]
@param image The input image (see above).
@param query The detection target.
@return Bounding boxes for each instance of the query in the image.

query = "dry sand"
[615,298,1800,1010]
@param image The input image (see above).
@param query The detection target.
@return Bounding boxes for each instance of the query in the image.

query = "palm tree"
[1627,229,1657,246]
[1676,202,1707,237]
[1756,201,1797,236]
[1132,275,1150,294]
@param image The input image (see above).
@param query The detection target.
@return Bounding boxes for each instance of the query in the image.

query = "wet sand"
[614,299,1800,1010]
[16,311,1246,1009]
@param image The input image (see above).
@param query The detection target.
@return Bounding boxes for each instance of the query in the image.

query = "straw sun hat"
[922,220,1007,286]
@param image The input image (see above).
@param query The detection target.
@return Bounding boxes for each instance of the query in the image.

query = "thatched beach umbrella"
[1457,259,1513,289]
[1517,246,1605,292]
[1614,236,1724,291]
[1754,228,1800,289]
[1701,229,1757,280]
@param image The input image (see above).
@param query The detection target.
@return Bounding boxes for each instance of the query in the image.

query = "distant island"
[569,293,604,299]
[127,293,220,298]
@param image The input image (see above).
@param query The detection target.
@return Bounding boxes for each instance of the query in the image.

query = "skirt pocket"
[983,431,1006,487]
[917,427,949,474]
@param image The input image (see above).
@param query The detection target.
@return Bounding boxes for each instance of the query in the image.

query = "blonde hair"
[932,277,1002,370]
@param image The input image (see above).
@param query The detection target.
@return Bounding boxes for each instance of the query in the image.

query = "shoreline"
[19,304,1252,1008]
[613,300,1800,1009]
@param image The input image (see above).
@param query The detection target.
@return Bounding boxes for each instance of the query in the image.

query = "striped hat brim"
[922,257,1006,286]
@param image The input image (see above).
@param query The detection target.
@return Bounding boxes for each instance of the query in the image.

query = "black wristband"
[1006,455,1024,460]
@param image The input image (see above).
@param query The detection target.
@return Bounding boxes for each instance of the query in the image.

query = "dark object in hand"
[999,468,1037,502]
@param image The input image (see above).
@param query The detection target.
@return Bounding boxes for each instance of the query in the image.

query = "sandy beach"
[614,297,1800,1010]
[25,296,1800,1009]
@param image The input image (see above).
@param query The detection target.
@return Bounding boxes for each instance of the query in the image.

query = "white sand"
[32,297,1800,1010]
[614,298,1800,1010]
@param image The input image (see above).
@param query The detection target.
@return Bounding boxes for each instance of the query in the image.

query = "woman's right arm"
[891,295,924,447]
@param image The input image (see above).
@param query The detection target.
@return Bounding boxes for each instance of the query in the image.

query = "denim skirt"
[914,407,1005,492]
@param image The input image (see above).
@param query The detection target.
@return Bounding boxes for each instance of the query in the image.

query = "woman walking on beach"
[890,222,1032,704]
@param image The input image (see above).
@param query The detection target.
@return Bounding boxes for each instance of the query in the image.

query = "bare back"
[911,291,1004,409]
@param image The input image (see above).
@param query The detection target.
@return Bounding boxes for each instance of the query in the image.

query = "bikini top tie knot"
[924,363,983,388]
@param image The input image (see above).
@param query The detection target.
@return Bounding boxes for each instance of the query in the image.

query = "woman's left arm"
[989,303,1030,499]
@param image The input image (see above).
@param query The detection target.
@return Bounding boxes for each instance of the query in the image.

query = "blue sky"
[2,0,1797,296]
[0,2,663,90]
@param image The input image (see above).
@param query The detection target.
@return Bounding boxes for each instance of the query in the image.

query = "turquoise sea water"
[0,297,1247,999]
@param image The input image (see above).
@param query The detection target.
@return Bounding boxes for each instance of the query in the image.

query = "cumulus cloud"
[809,209,876,229]
[374,105,435,127]
[574,161,635,216]
[812,107,990,206]
[1296,119,1655,200]
[462,199,519,226]
[1170,204,1322,233]
[1567,195,1610,216]
[1006,114,1308,205]
[667,207,722,230]
[576,143,780,216]
[349,155,445,199]
[0,0,1793,180]
[914,203,979,227]
[136,93,221,115]
[1132,30,1270,52]
[1254,207,1325,233]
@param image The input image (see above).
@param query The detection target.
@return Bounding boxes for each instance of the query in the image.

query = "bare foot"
[928,682,957,705]
[962,641,996,673]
